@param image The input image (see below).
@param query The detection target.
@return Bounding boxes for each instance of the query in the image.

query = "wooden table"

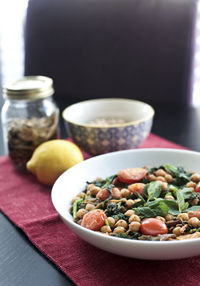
[1,101,200,286]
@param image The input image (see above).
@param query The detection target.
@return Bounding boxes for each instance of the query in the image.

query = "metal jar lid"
[2,76,55,100]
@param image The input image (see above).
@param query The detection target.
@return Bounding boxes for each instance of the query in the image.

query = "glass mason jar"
[1,76,59,169]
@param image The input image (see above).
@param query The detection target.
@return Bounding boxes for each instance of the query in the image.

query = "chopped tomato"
[112,176,120,186]
[195,182,200,192]
[112,176,123,189]
[81,210,107,230]
[96,187,121,200]
[128,183,145,196]
[140,218,168,236]
[112,187,121,199]
[188,210,200,219]
[118,168,147,184]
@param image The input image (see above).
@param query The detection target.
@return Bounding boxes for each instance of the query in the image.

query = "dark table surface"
[1,101,200,286]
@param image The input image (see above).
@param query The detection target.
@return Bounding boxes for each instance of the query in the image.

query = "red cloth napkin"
[0,134,199,286]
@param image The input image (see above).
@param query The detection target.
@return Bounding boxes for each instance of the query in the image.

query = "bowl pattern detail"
[67,118,153,155]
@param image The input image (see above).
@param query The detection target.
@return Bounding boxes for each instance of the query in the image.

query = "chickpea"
[160,182,168,191]
[100,225,112,233]
[180,224,188,233]
[173,226,184,236]
[77,192,85,198]
[112,187,121,199]
[87,183,95,192]
[115,219,128,229]
[155,176,166,182]
[76,208,87,219]
[177,213,189,221]
[129,221,141,232]
[165,214,174,221]
[113,226,125,233]
[107,217,115,228]
[91,186,101,196]
[124,210,136,216]
[71,196,80,204]
[188,217,200,227]
[165,195,175,200]
[87,184,101,196]
[85,203,95,211]
[120,198,127,203]
[190,173,200,182]
[126,199,135,208]
[120,188,130,198]
[129,214,141,223]
[156,216,166,223]
[165,174,173,183]
[155,169,166,177]
[147,174,156,181]
[186,181,196,188]
[132,199,142,205]
[191,198,199,205]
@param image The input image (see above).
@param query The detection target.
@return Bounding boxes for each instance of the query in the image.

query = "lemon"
[26,139,83,186]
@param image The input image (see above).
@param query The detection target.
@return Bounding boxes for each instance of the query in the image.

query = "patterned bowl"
[62,98,155,155]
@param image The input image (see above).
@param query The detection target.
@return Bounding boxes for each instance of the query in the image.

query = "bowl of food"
[62,98,154,155]
[52,148,200,260]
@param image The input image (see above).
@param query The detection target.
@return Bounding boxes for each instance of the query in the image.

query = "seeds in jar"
[70,164,200,241]
[7,113,58,168]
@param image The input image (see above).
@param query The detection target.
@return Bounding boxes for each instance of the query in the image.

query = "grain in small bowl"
[62,98,154,155]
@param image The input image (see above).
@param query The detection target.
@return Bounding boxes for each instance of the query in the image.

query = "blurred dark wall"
[24,0,197,106]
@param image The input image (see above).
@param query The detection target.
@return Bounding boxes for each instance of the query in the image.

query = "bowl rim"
[51,148,200,246]
[62,98,155,128]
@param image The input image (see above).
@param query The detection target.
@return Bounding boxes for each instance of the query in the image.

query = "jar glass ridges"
[1,76,59,169]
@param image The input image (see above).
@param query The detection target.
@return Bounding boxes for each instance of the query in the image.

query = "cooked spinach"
[145,198,180,215]
[136,192,146,203]
[105,203,129,221]
[113,232,140,239]
[102,185,114,208]
[180,188,198,201]
[112,213,129,222]
[105,219,109,226]
[73,195,86,218]
[134,200,168,219]
[113,232,128,238]
[186,206,200,212]
[145,181,162,201]
[86,174,117,188]
[105,203,122,216]
[168,184,179,192]
[176,190,189,212]
[164,164,191,186]
[162,199,180,215]
[147,166,165,174]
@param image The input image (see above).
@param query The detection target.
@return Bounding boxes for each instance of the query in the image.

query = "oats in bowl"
[88,117,127,126]
[62,98,155,155]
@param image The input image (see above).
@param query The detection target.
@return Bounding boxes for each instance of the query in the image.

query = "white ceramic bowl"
[62,98,154,155]
[51,148,200,260]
